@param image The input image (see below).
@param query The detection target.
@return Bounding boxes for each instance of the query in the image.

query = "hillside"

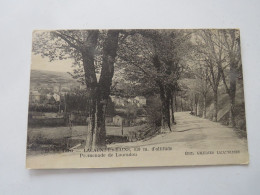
[30,70,78,85]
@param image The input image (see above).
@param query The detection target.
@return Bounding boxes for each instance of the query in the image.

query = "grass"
[27,124,147,153]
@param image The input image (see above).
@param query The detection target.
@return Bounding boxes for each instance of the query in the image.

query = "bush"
[146,96,162,128]
[28,118,66,127]
[29,104,59,112]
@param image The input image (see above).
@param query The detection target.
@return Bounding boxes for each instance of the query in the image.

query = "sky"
[31,54,74,72]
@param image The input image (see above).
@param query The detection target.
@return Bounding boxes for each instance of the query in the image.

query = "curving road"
[26,112,249,168]
[109,112,248,152]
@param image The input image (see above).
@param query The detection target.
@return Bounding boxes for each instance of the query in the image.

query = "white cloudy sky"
[31,54,74,72]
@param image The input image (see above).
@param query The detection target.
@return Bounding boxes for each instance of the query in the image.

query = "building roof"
[135,96,146,100]
[31,91,41,96]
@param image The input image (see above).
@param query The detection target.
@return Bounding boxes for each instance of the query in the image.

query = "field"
[27,124,146,154]
[26,112,249,168]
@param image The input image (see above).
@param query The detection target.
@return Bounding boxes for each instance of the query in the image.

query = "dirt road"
[26,112,248,168]
[109,112,248,152]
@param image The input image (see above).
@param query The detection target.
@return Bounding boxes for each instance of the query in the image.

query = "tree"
[194,30,224,121]
[192,64,210,118]
[176,84,189,112]
[65,89,89,113]
[195,29,242,126]
[33,30,120,149]
[219,29,242,127]
[117,30,191,132]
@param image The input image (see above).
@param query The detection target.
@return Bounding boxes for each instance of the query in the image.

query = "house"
[110,96,127,106]
[46,93,52,100]
[113,115,124,126]
[60,91,67,96]
[110,95,117,102]
[53,85,60,93]
[79,84,86,90]
[105,116,113,125]
[30,90,41,102]
[53,93,61,102]
[30,112,45,119]
[134,96,146,106]
[127,98,138,104]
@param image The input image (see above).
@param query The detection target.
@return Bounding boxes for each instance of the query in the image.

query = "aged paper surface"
[26,29,249,169]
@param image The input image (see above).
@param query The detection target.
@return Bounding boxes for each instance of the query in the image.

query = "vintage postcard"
[26,29,249,169]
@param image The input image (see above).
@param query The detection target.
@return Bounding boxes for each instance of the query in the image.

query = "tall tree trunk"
[85,90,108,150]
[194,94,199,116]
[85,90,97,150]
[213,90,218,122]
[161,98,171,132]
[153,56,172,133]
[203,95,207,118]
[85,30,119,150]
[229,95,235,127]
[197,103,200,116]
[157,83,172,133]
[92,97,107,149]
[82,52,98,150]
[220,59,237,127]
[175,93,178,112]
[161,94,172,132]
[170,94,176,124]
[228,61,237,127]
[189,98,193,112]
[180,96,183,112]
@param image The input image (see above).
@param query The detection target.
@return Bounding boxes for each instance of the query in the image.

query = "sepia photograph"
[26,29,249,169]
[3,0,260,194]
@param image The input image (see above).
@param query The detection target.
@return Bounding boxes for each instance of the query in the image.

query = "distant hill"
[30,70,78,85]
